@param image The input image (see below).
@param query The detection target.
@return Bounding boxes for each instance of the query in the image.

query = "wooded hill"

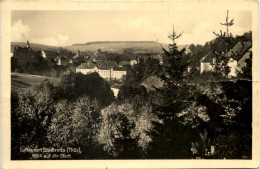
[11,41,187,54]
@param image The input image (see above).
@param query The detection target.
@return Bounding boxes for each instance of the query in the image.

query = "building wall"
[98,69,111,79]
[227,59,238,77]
[77,67,126,80]
[111,70,126,79]
[200,62,213,74]
[76,68,95,74]
[41,51,46,59]
[111,87,119,97]
[58,59,70,66]
[130,60,137,66]
[237,50,251,72]
[13,51,36,66]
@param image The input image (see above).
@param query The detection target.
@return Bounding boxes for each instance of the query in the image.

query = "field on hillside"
[66,41,170,54]
[11,73,60,91]
[11,41,187,55]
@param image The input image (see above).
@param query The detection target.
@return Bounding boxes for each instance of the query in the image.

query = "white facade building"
[76,62,126,80]
[200,52,215,74]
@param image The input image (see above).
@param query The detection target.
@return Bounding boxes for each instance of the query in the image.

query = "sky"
[11,10,252,46]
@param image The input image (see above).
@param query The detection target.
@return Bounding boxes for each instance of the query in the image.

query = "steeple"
[77,49,80,56]
[26,40,30,48]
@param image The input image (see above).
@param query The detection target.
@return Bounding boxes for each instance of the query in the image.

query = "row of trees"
[11,72,115,159]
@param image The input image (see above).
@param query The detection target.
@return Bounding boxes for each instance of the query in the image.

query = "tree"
[211,80,252,159]
[57,72,114,107]
[147,26,196,158]
[57,47,74,58]
[11,90,53,159]
[212,10,236,77]
[47,96,105,158]
[34,78,57,102]
[98,103,141,158]
[98,102,157,158]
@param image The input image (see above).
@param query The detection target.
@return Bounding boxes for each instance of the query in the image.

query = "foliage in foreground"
[11,27,252,159]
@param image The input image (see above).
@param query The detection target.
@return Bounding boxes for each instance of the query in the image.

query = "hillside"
[11,42,59,52]
[66,41,170,54]
[11,73,60,91]
[11,41,187,54]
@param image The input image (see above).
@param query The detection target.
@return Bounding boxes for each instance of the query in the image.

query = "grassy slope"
[11,73,60,91]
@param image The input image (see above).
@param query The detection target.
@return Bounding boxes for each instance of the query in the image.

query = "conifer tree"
[148,25,194,158]
[212,10,235,77]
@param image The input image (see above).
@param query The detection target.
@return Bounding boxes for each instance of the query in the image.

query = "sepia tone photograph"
[1,0,259,168]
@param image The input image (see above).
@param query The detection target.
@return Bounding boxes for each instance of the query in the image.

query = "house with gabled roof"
[227,41,252,75]
[56,56,71,66]
[200,41,252,77]
[200,51,216,74]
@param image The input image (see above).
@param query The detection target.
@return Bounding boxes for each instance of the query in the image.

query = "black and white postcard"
[1,0,259,168]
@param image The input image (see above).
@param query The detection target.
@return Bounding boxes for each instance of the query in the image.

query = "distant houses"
[56,56,71,66]
[72,49,84,64]
[12,41,128,80]
[76,60,126,80]
[200,41,252,77]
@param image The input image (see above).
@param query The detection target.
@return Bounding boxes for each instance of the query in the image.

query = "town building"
[227,41,252,74]
[111,67,127,79]
[200,41,252,77]
[12,41,38,66]
[56,56,71,66]
[42,50,59,62]
[72,49,84,64]
[200,51,216,74]
[76,60,126,80]
[130,59,138,66]
[111,83,122,97]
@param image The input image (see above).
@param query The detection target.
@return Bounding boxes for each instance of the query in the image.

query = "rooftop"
[228,41,252,60]
[118,61,131,66]
[201,51,217,63]
[77,60,119,70]
[77,62,96,69]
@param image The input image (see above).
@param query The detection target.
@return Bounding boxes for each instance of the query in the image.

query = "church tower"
[26,40,30,48]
